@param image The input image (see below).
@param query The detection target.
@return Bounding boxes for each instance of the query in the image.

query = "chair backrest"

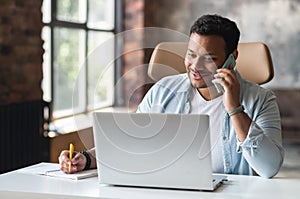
[148,42,274,84]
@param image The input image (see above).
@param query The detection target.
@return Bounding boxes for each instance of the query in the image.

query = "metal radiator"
[0,100,49,174]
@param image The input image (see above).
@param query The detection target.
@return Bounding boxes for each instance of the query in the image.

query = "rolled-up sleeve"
[236,92,285,178]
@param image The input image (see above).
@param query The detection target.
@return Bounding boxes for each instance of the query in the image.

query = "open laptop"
[92,112,227,191]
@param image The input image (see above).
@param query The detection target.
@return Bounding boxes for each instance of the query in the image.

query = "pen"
[69,143,74,172]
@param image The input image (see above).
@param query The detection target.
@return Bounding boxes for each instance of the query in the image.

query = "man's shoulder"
[240,77,275,100]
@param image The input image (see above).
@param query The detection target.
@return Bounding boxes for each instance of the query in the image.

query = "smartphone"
[213,54,236,93]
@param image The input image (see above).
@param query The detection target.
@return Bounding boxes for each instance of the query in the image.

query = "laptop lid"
[92,112,221,191]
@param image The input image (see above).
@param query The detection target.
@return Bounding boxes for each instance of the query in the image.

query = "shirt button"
[225,162,230,167]
[223,136,226,141]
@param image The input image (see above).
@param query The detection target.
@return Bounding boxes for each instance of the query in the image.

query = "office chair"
[148,42,274,84]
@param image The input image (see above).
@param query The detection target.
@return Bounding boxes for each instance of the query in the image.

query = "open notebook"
[18,162,97,180]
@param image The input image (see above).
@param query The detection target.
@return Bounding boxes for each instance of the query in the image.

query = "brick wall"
[122,0,146,108]
[0,0,47,173]
[0,0,43,106]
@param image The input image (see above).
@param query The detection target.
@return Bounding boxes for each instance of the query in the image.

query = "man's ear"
[233,49,238,60]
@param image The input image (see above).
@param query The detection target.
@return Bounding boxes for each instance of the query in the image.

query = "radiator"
[0,100,49,174]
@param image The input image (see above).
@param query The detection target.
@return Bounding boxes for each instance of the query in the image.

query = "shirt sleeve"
[236,92,285,178]
[136,86,154,113]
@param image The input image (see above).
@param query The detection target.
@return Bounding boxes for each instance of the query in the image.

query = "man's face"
[185,33,227,89]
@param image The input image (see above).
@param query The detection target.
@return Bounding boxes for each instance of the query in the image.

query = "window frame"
[43,0,123,120]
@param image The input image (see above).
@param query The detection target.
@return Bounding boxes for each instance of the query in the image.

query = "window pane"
[87,31,114,109]
[88,0,114,29]
[53,27,86,118]
[56,0,87,23]
[41,27,51,102]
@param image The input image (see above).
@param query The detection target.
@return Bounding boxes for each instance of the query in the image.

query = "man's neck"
[197,86,222,101]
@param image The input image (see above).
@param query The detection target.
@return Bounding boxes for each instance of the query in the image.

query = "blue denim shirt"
[137,70,284,178]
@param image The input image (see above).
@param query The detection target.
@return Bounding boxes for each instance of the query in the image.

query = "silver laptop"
[92,112,227,191]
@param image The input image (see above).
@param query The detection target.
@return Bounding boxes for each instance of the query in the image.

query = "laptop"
[92,112,227,191]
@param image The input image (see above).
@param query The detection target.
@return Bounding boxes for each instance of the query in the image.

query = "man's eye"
[187,53,197,58]
[204,57,215,62]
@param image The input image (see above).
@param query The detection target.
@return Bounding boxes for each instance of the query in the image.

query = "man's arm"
[237,94,284,178]
[217,67,284,178]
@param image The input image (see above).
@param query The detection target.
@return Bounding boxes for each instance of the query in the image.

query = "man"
[59,14,284,178]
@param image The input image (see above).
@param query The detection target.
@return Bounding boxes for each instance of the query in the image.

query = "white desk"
[0,163,299,199]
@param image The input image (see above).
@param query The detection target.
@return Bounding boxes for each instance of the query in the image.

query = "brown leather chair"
[148,42,274,84]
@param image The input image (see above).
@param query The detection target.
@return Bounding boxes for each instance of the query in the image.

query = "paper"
[18,162,97,180]
[46,169,98,180]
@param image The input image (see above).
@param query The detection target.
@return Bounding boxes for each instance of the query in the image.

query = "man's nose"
[190,58,205,71]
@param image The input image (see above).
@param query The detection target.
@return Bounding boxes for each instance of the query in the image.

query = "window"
[42,0,120,119]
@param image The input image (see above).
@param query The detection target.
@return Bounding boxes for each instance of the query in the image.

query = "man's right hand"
[58,150,87,173]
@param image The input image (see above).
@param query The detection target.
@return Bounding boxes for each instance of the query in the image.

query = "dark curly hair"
[190,14,240,56]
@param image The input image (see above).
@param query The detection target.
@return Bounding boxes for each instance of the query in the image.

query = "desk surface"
[0,163,299,199]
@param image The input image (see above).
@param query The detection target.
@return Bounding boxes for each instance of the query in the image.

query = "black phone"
[214,54,236,93]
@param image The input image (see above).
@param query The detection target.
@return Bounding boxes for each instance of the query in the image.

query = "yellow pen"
[69,143,74,172]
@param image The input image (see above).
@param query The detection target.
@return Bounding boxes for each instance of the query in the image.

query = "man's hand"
[214,66,240,112]
[58,150,87,173]
[214,66,251,142]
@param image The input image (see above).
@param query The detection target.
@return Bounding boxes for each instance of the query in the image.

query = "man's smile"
[189,67,214,80]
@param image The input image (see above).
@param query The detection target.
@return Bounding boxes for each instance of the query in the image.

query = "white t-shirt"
[190,88,224,173]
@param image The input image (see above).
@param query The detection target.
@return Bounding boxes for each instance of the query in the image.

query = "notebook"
[45,168,98,180]
[17,162,98,180]
[92,112,227,191]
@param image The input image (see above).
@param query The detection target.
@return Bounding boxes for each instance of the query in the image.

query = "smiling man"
[137,14,284,178]
[59,14,284,178]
